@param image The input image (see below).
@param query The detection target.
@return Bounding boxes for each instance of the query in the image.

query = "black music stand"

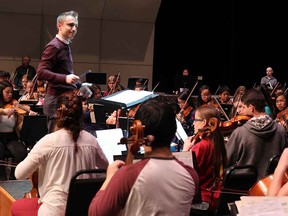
[89,90,158,131]
[20,115,48,149]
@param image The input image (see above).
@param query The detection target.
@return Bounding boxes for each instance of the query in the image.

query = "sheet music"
[102,90,158,108]
[236,196,288,215]
[172,151,194,168]
[96,128,127,164]
[175,118,188,142]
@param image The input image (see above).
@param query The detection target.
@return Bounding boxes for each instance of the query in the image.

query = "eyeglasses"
[194,118,204,122]
[276,100,286,104]
[201,94,210,97]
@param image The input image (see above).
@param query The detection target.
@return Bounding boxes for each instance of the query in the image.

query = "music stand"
[89,90,158,130]
[86,72,106,85]
[20,115,48,149]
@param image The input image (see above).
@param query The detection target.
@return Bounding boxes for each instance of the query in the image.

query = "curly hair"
[56,93,83,153]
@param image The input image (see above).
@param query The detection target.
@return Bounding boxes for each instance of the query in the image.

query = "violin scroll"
[119,120,151,164]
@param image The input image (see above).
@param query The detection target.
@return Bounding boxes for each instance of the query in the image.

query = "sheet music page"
[96,128,127,164]
[175,118,188,142]
[103,90,157,107]
[172,151,193,168]
[236,196,288,215]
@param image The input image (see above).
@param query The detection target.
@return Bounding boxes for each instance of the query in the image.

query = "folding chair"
[65,168,106,216]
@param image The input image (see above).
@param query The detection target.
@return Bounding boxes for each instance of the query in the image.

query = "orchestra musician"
[88,98,199,216]
[11,93,109,216]
[176,90,195,136]
[183,105,227,212]
[275,93,288,131]
[196,85,217,108]
[0,80,28,180]
[225,88,288,181]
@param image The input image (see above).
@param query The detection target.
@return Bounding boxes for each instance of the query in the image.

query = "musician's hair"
[0,80,13,108]
[57,11,78,25]
[196,105,227,180]
[56,93,83,153]
[134,98,176,148]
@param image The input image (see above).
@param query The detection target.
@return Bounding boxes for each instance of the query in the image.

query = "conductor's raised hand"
[66,74,80,84]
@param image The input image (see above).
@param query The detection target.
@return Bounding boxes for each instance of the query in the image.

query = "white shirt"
[15,129,109,216]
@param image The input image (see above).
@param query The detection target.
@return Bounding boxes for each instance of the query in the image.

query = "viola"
[188,117,218,149]
[119,120,150,164]
[219,115,251,135]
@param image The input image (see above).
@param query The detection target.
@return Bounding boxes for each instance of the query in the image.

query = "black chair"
[265,154,281,176]
[215,164,258,216]
[65,168,106,216]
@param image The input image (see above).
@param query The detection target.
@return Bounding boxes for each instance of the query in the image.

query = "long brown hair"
[56,93,83,153]
[196,105,227,179]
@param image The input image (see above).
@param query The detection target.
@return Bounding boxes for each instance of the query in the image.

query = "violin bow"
[270,82,279,96]
[180,81,198,113]
[108,71,120,95]
[212,96,230,121]
[152,82,160,92]
[214,84,221,95]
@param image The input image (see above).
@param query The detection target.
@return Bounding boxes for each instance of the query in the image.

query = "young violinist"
[183,105,227,212]
[196,84,218,108]
[226,88,288,181]
[275,93,288,131]
[11,93,109,216]
[176,90,195,136]
[88,98,199,216]
[217,85,233,105]
[0,80,28,180]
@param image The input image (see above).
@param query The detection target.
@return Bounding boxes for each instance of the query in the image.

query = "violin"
[186,117,218,150]
[219,115,251,136]
[177,106,193,123]
[119,120,150,164]
[276,109,288,131]
[4,100,32,115]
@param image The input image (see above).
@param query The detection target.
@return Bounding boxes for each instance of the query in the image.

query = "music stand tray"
[88,90,158,125]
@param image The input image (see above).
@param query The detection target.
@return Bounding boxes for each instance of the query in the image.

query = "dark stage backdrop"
[153,1,288,94]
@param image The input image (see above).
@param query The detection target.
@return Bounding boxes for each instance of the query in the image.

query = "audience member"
[88,98,199,216]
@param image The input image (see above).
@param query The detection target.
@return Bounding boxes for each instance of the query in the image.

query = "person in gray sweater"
[225,88,288,180]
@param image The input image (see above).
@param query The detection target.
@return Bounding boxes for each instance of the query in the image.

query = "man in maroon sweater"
[37,11,81,133]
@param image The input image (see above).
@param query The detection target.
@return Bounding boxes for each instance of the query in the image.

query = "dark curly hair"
[56,93,83,153]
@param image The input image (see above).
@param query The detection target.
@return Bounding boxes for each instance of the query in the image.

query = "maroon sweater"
[37,37,80,95]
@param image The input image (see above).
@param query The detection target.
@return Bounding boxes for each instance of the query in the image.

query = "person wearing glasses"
[183,105,227,212]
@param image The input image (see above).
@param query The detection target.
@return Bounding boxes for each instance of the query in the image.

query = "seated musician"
[225,88,288,181]
[183,105,227,212]
[11,93,109,216]
[0,81,28,180]
[88,98,200,216]
[275,92,288,131]
[196,85,216,108]
[267,148,288,196]
[217,85,233,105]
